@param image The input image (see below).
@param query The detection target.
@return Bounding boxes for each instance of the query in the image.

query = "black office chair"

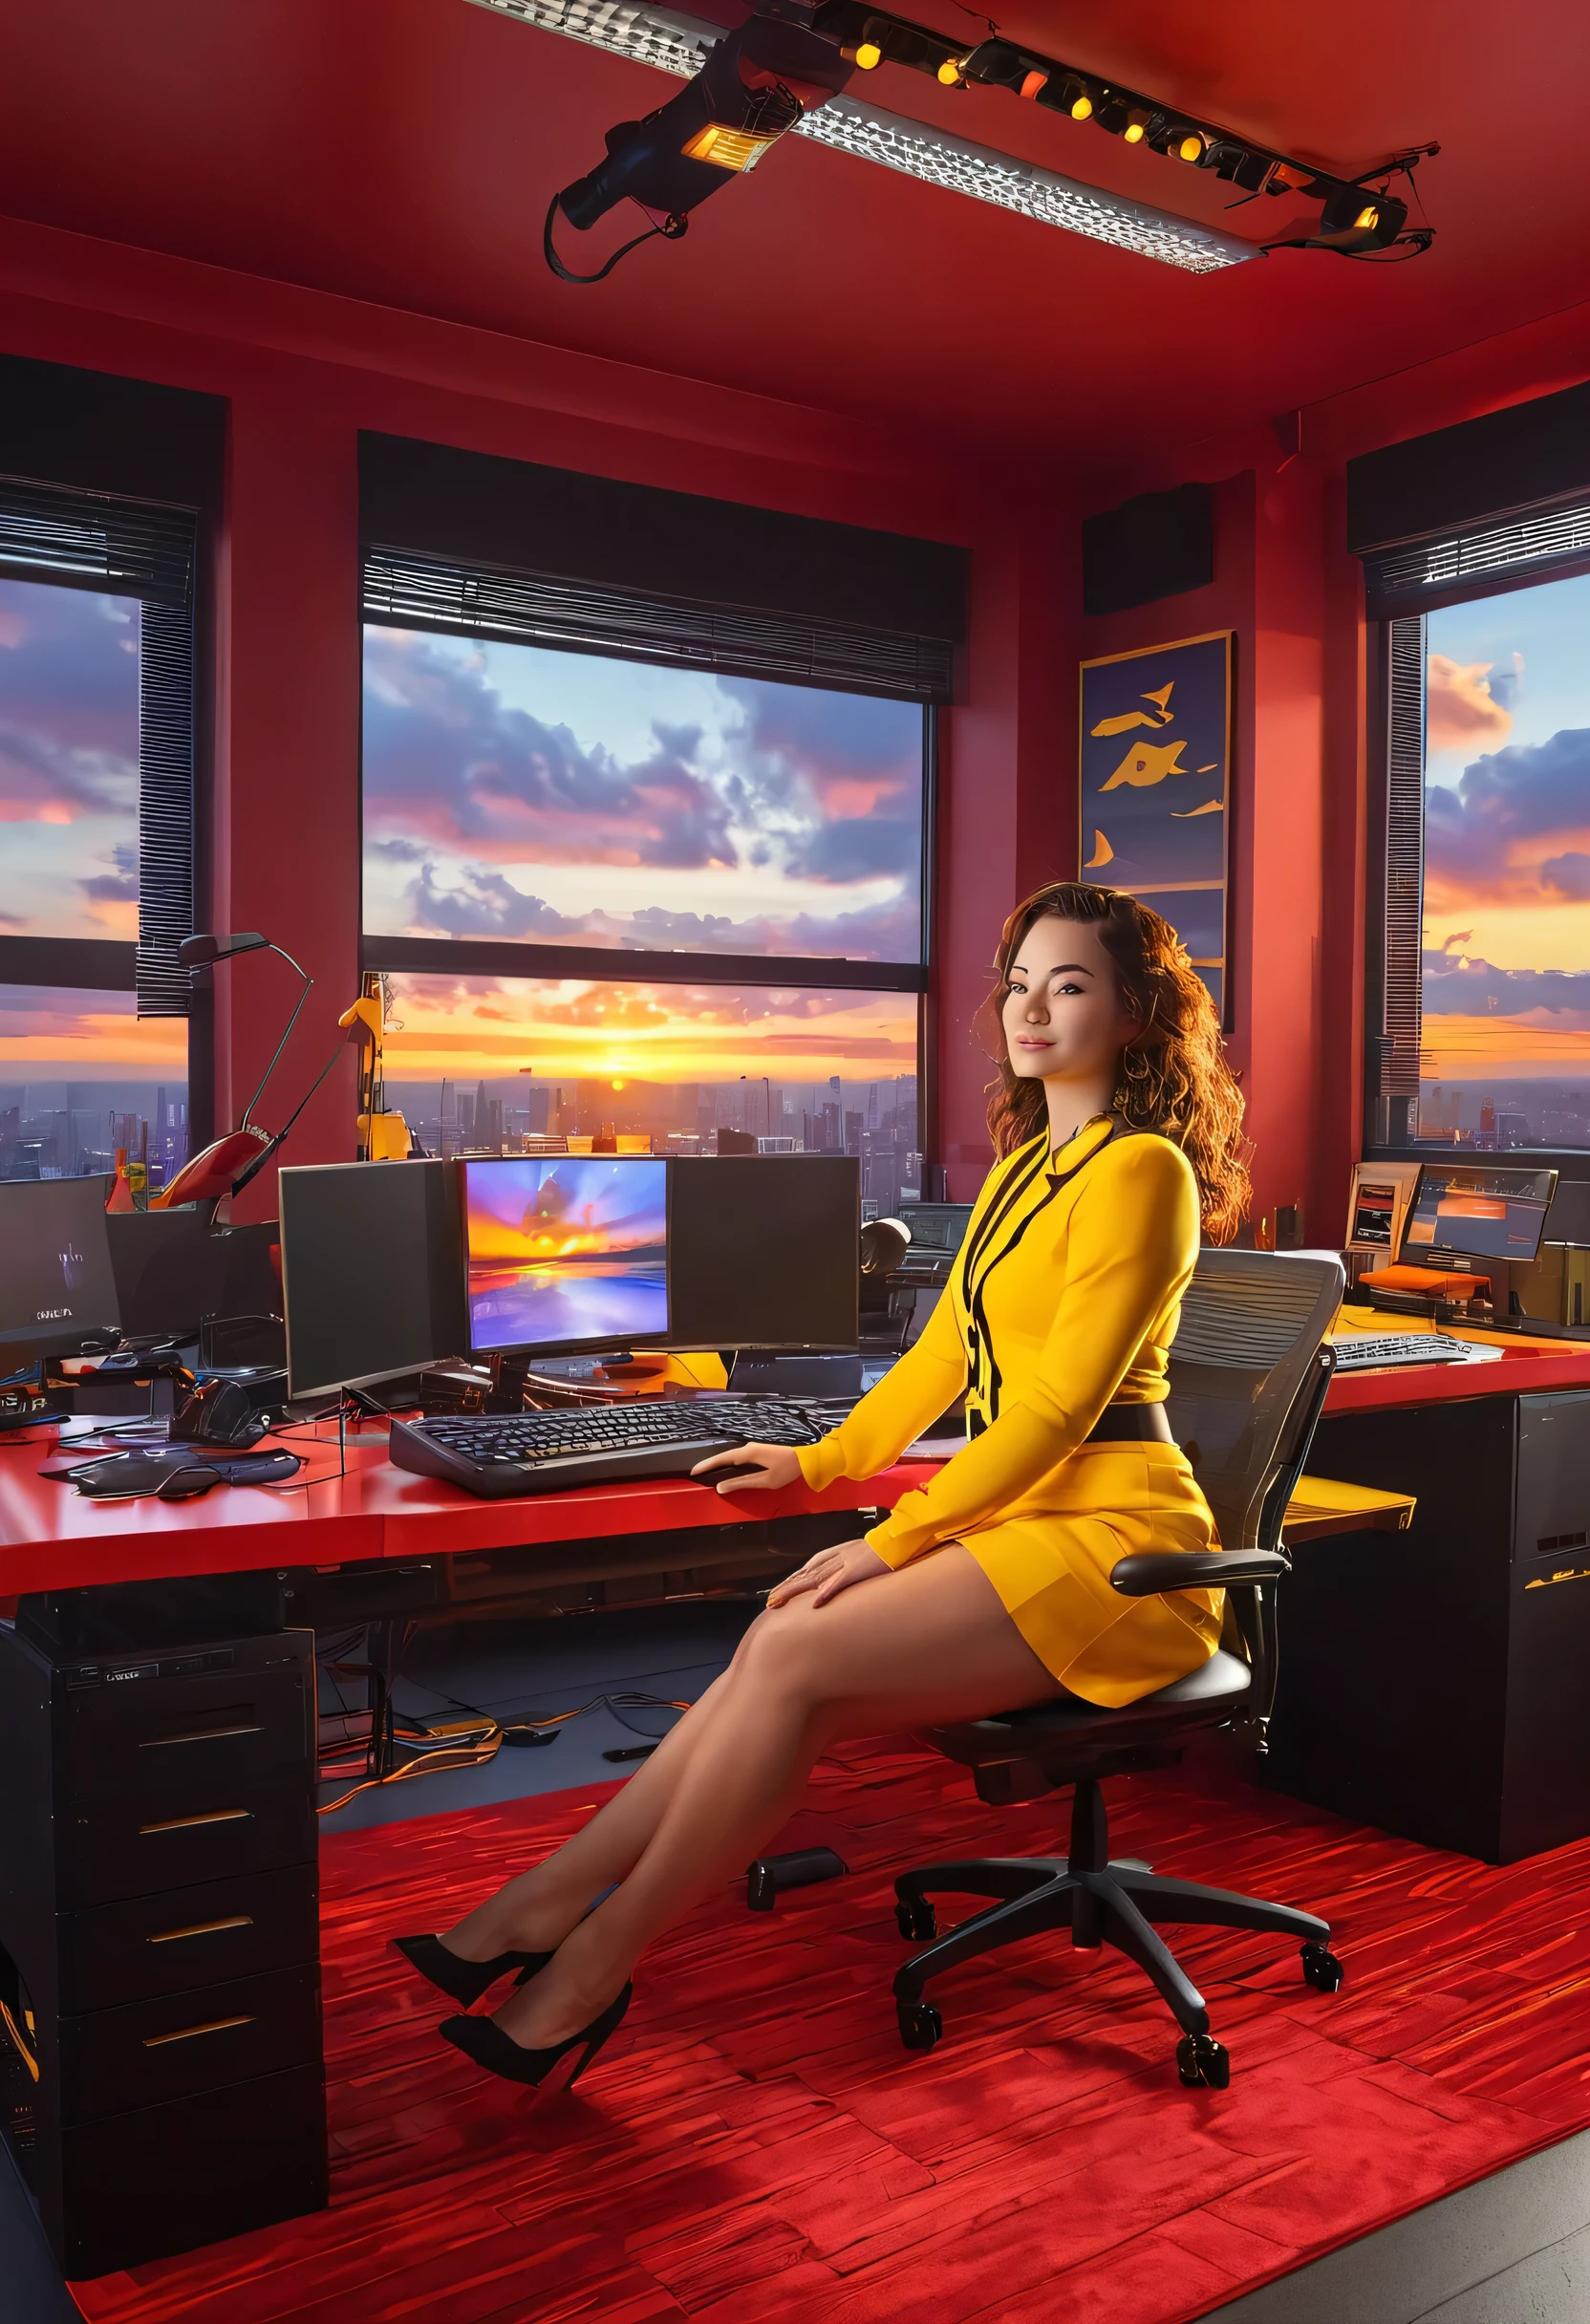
[891,1249,1347,2090]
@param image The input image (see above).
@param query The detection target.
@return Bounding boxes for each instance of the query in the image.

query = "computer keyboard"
[1329,1332,1474,1371]
[387,1394,856,1499]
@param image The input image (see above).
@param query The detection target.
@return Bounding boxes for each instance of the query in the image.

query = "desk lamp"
[150,933,340,1211]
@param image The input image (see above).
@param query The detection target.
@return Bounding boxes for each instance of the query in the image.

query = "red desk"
[1324,1307,1590,1417]
[0,1418,931,1597]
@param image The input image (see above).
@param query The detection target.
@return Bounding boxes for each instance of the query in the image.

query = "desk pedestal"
[1266,1390,1590,1864]
[0,1624,327,2277]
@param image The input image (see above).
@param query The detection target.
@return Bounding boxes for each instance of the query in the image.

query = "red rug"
[70,1742,1590,2324]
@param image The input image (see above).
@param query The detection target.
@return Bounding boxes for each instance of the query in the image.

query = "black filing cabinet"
[0,1625,327,2277]
[1266,1388,1590,1864]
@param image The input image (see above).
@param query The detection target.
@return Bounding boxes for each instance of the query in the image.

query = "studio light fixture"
[468,0,1435,278]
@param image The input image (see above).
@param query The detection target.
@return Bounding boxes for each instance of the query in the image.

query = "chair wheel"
[895,1898,936,1943]
[1176,2033,1230,2090]
[897,2000,942,2053]
[1300,1942,1344,1993]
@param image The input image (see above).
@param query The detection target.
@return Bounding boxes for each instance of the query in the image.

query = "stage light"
[548,9,847,263]
[680,121,781,169]
[483,0,1430,274]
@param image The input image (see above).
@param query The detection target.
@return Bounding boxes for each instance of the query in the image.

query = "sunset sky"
[361,629,925,963]
[0,576,142,944]
[382,971,917,1091]
[1421,570,1590,1085]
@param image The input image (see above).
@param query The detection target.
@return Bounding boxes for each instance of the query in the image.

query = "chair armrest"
[1109,1549,1291,1596]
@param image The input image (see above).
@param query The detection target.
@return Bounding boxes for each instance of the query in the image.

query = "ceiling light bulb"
[1123,111,1150,143]
[1071,92,1093,120]
[1177,132,1207,162]
[937,55,965,85]
[854,39,881,68]
[1059,76,1094,121]
[1354,204,1380,229]
[1019,68,1048,99]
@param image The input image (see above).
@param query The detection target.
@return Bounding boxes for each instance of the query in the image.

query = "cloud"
[362,629,736,871]
[0,581,140,816]
[1422,948,1590,1019]
[1427,655,1513,754]
[1425,725,1590,901]
[790,815,920,883]
[402,864,586,941]
[1541,852,1590,900]
[79,841,139,905]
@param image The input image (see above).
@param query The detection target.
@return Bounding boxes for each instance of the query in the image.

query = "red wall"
[5,211,1590,1230]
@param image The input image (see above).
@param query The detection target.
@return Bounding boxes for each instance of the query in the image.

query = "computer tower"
[0,1624,327,2277]
[1265,1389,1590,1863]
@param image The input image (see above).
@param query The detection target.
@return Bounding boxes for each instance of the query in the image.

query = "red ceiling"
[2,0,1585,474]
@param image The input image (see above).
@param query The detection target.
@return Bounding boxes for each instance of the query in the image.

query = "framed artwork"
[1079,630,1233,1022]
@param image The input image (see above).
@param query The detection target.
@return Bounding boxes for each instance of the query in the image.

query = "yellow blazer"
[797,1117,1223,1703]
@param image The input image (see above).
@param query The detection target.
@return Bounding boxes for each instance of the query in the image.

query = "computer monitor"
[278,1159,468,1398]
[463,1155,670,1358]
[1401,1163,1559,1267]
[107,1213,280,1340]
[668,1155,860,1351]
[0,1176,120,1365]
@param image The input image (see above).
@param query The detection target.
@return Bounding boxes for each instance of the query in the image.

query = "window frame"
[1364,544,1590,1185]
[0,478,204,1158]
[356,622,936,1162]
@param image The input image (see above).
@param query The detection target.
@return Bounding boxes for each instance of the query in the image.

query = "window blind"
[1381,616,1426,1131]
[0,472,198,1012]
[1363,493,1590,619]
[361,545,956,703]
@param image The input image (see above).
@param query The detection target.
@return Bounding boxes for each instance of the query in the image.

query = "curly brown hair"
[977,881,1252,1244]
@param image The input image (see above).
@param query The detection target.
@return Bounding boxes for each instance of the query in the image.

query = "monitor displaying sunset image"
[462,1155,668,1353]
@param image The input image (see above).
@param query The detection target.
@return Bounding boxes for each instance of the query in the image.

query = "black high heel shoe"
[438,1983,632,2090]
[392,1932,552,2010]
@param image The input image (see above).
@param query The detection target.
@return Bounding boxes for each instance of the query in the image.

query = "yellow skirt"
[958,1440,1223,1708]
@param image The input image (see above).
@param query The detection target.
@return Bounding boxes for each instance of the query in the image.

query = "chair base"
[892,1775,1339,2080]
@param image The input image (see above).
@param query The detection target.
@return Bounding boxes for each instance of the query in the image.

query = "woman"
[397,881,1251,2088]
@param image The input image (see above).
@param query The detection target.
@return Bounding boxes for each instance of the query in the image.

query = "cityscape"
[383,1069,925,1215]
[0,1078,190,1185]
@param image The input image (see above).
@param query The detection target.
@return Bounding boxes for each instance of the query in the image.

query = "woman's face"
[1001,915,1136,1087]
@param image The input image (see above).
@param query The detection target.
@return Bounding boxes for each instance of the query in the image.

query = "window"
[0,984,188,1181]
[361,623,930,1205]
[0,477,199,1187]
[1374,566,1590,1153]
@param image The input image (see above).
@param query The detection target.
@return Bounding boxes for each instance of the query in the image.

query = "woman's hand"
[691,1440,804,1495]
[766,1538,890,1609]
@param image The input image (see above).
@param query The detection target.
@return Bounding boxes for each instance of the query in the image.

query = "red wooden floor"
[71,1741,1590,2324]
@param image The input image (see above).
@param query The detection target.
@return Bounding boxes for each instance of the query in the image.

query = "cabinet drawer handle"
[146,1915,254,1946]
[142,2013,256,2049]
[140,1724,264,1749]
[138,1809,252,1835]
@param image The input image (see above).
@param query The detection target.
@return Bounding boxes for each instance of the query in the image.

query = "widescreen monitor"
[1401,1163,1559,1267]
[278,1159,467,1398]
[463,1155,669,1357]
[668,1155,859,1351]
[0,1175,120,1365]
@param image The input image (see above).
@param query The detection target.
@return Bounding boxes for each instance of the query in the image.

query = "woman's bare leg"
[489,1547,1061,2046]
[440,1666,742,1959]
